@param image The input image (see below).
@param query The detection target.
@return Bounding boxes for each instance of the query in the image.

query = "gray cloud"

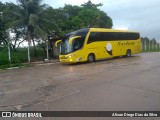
[101,0,160,41]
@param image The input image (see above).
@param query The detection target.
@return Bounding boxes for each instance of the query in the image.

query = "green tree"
[3,2,26,51]
[151,38,156,50]
[0,2,10,48]
[144,37,150,50]
[79,0,112,28]
[58,0,113,33]
[13,0,45,62]
[0,13,8,48]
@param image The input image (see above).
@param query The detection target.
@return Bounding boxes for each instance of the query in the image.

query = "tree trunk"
[13,42,16,51]
[32,38,37,57]
[27,31,31,63]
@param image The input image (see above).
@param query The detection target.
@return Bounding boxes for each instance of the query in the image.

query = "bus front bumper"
[60,58,75,63]
[59,54,76,63]
[59,54,84,63]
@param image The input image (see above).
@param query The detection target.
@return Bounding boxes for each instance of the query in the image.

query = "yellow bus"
[56,28,141,63]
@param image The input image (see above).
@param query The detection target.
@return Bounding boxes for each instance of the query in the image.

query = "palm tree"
[13,0,45,63]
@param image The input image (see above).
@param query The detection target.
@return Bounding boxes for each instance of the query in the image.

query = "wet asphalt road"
[0,52,160,120]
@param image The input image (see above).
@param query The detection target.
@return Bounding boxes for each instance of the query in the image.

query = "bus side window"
[88,32,100,44]
[73,37,85,51]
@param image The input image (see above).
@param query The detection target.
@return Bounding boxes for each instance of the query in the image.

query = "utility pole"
[44,34,50,62]
[46,39,49,60]
[8,39,11,64]
[45,33,53,61]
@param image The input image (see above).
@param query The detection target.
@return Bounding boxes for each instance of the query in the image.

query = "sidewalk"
[30,59,60,66]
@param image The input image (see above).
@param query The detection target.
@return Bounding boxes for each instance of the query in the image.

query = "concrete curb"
[31,60,60,66]
[7,67,20,70]
[0,59,60,71]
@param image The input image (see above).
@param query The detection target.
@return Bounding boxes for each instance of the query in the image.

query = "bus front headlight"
[69,54,76,58]
[70,59,73,62]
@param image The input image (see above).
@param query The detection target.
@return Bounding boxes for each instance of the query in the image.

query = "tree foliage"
[56,1,113,34]
[0,0,113,47]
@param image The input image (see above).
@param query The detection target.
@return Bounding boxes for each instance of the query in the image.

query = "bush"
[0,49,9,65]
[11,48,28,63]
[0,47,46,67]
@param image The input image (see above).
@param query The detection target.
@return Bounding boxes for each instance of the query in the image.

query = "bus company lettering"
[118,41,135,46]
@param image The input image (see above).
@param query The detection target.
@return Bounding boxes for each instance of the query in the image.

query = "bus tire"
[126,49,131,57]
[88,53,95,63]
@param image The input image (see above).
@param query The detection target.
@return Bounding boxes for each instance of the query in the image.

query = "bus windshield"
[60,28,89,55]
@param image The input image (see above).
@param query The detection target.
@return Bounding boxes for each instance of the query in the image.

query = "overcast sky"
[1,0,160,41]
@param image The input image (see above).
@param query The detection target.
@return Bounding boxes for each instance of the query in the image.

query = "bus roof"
[89,28,139,33]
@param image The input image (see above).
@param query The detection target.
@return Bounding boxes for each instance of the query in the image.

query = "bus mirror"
[69,36,81,45]
[55,40,62,47]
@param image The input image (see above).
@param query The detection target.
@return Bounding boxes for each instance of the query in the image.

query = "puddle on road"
[0,90,5,97]
[35,85,56,96]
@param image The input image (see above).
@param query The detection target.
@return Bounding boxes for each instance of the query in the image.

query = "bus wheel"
[126,49,131,57]
[88,54,95,63]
